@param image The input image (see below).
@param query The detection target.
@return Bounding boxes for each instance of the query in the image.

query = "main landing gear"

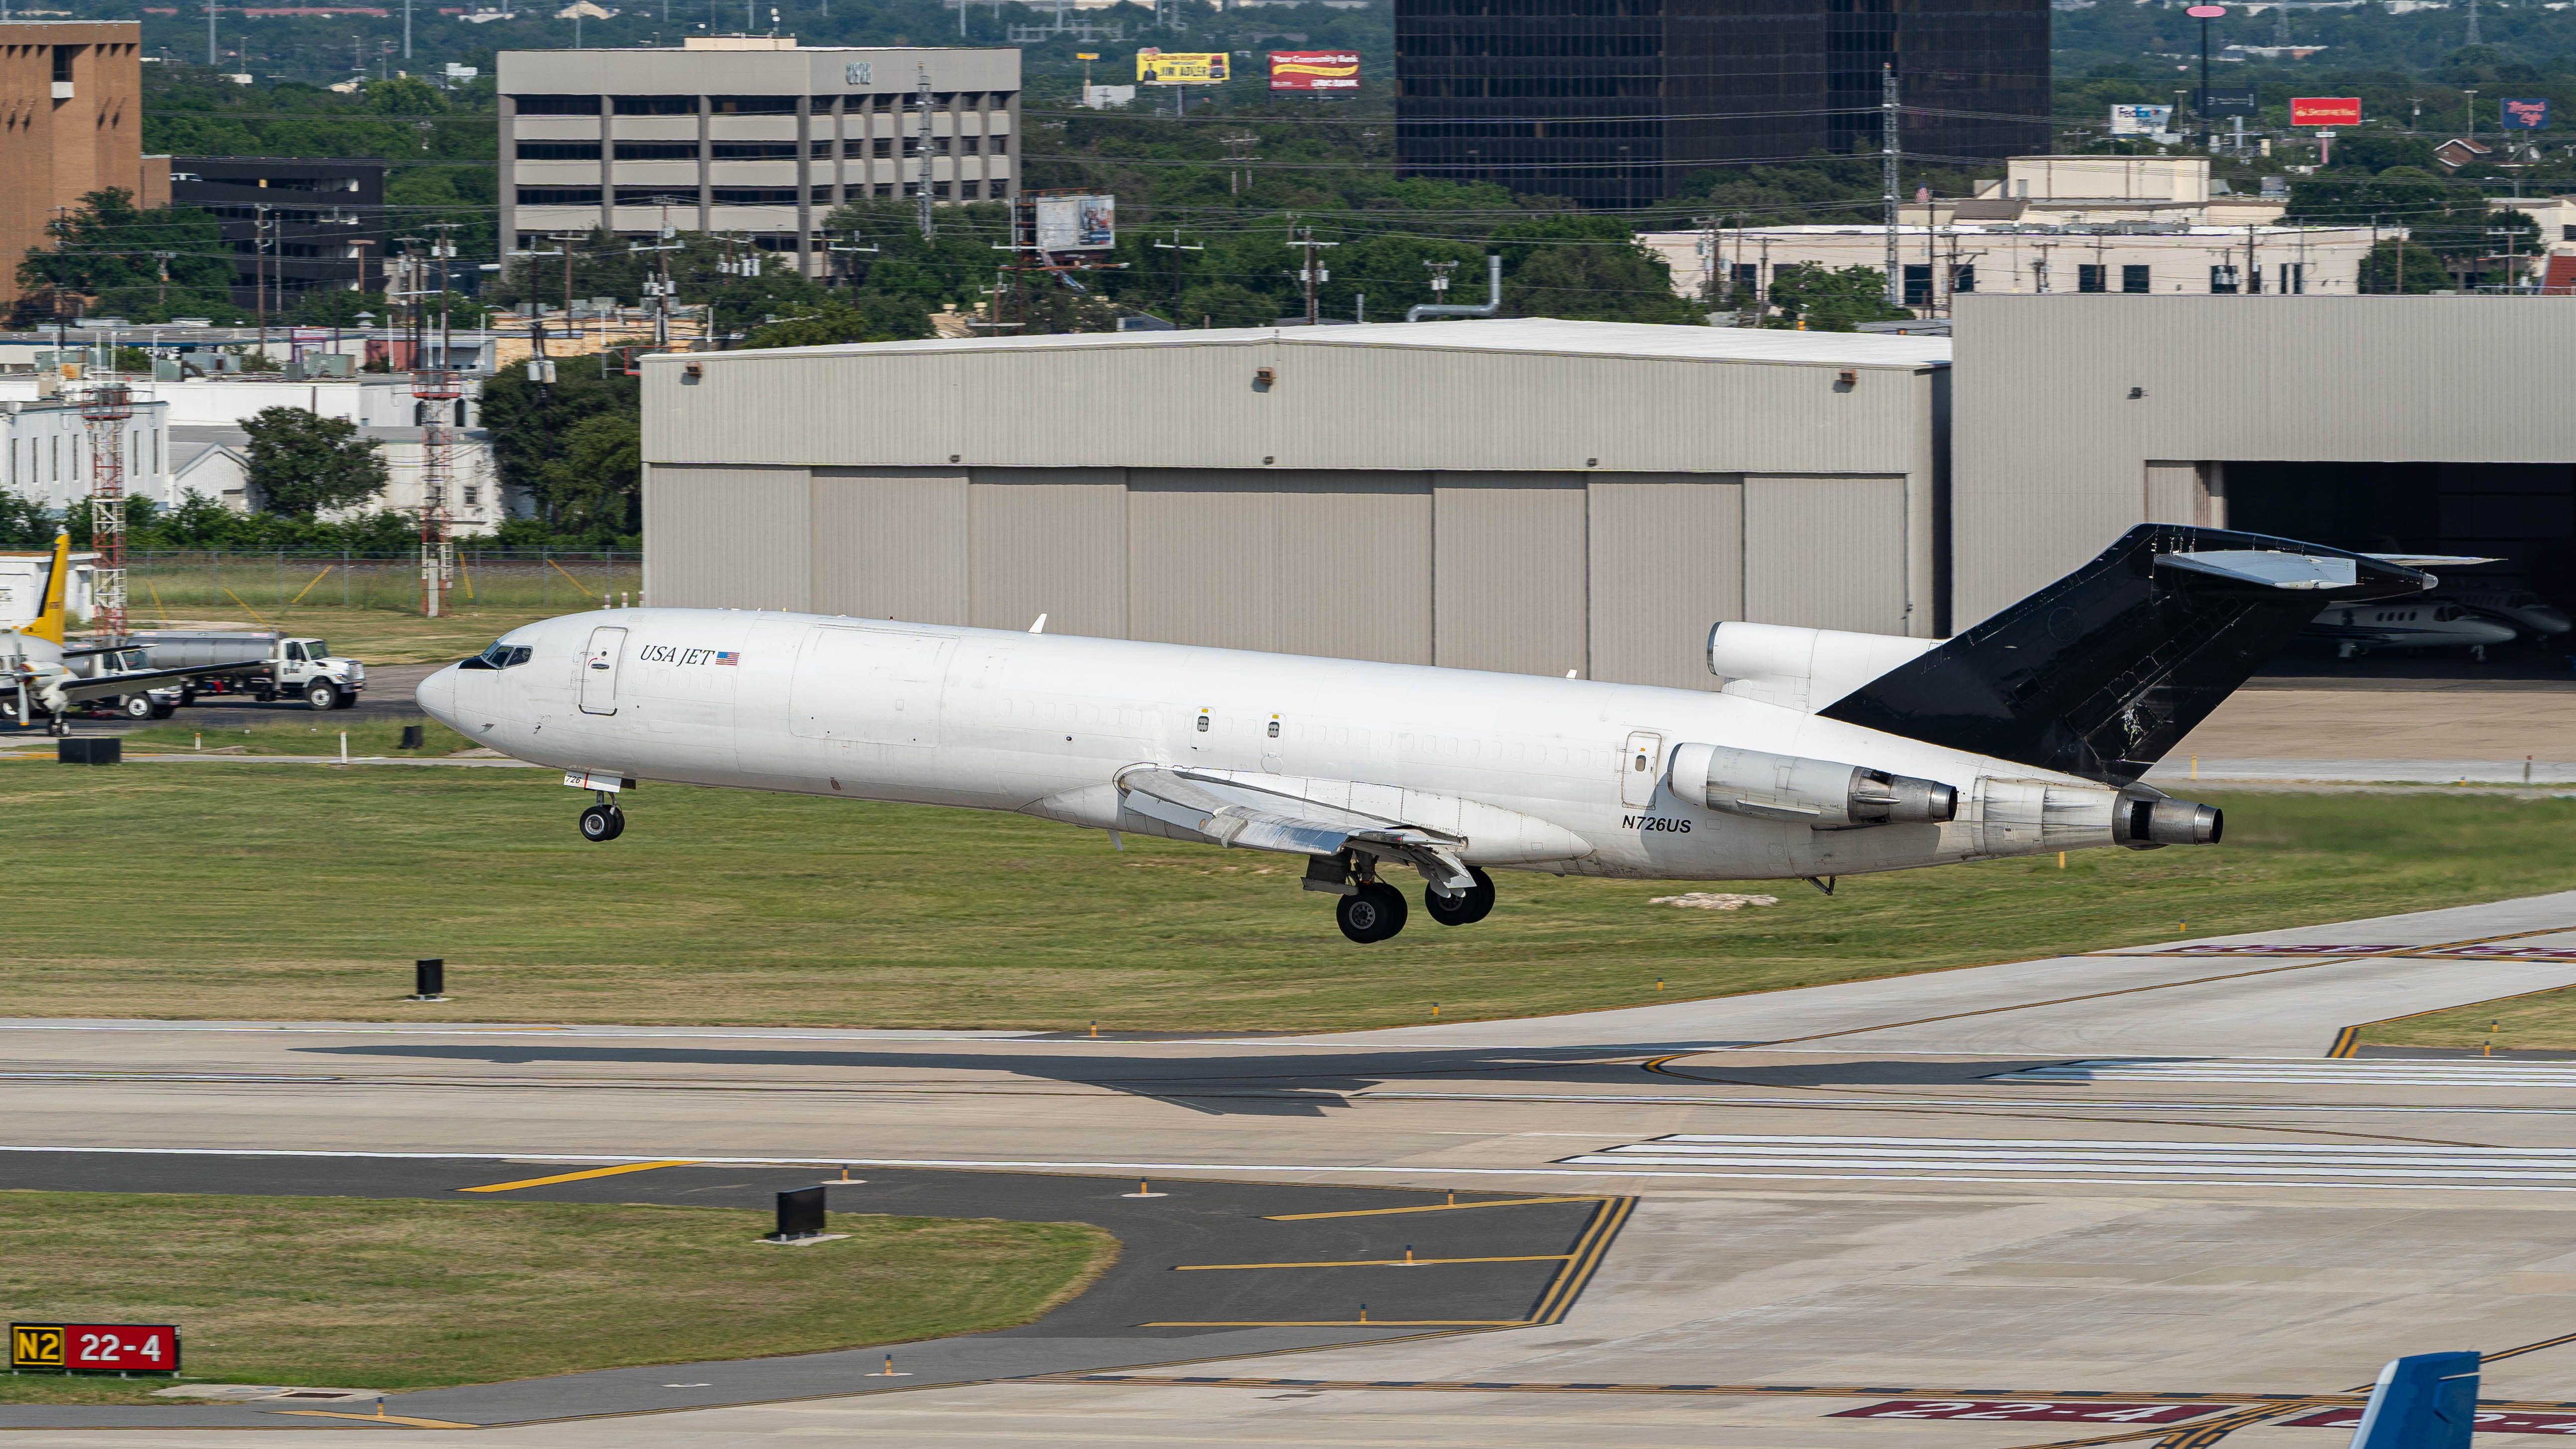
[579,795,626,842]
[1315,855,1497,943]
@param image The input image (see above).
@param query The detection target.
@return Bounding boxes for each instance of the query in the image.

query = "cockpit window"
[507,645,531,667]
[462,640,519,670]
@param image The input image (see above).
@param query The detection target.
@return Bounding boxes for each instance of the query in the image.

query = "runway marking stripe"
[269,1410,479,1427]
[457,1160,699,1192]
[1652,1133,2576,1154]
[2284,1407,2576,1433]
[1265,1195,1604,1220]
[1174,1254,1571,1271]
[1052,1375,2385,1404]
[1996,1060,2576,1084]
[1830,1400,2224,1424]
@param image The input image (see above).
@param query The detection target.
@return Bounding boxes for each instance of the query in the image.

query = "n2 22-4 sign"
[12,1323,180,1373]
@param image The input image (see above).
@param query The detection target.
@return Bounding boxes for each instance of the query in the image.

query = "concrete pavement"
[18,892,2576,1444]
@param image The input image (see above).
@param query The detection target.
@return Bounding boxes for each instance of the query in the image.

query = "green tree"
[740,296,929,349]
[537,413,641,541]
[475,357,638,539]
[2359,237,2458,292]
[14,188,244,325]
[1765,265,1912,330]
[1493,215,1702,323]
[241,406,389,517]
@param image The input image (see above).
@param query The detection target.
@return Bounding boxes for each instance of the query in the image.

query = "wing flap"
[1112,766,1592,891]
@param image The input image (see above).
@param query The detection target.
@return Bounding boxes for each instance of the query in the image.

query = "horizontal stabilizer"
[2366,552,2501,570]
[2156,549,2355,590]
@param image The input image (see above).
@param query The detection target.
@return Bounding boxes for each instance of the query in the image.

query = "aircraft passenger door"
[579,626,627,716]
[1619,730,1663,808]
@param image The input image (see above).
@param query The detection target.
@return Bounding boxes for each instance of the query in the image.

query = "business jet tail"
[1818,524,2434,785]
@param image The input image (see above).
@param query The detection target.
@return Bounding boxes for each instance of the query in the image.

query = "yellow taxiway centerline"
[457,1160,698,1193]
[1175,1254,1574,1271]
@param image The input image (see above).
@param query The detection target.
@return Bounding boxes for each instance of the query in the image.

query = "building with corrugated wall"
[637,319,1949,690]
[1951,295,2576,628]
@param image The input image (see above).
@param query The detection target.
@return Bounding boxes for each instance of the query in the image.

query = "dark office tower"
[1396,0,2049,209]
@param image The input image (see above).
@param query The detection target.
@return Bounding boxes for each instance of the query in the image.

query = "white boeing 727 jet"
[417,526,2432,942]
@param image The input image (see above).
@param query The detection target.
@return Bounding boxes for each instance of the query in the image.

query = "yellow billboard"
[1136,49,1228,84]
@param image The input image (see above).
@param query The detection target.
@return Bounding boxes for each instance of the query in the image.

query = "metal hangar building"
[637,319,1950,691]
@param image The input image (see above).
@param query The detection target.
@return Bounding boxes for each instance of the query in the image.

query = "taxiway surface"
[15,892,2576,1446]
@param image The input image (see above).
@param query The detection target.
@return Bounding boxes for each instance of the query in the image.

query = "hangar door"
[2225,461,2576,610]
[1741,475,1910,635]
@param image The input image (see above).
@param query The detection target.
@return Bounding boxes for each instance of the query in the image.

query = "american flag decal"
[715,651,740,666]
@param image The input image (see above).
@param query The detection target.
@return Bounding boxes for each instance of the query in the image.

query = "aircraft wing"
[48,659,266,703]
[1114,766,1478,891]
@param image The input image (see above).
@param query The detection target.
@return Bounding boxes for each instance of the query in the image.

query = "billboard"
[1135,50,1227,85]
[2289,96,2361,126]
[2198,87,2257,117]
[2110,104,2173,135]
[1270,50,1360,92]
[2503,97,2551,130]
[1034,193,1115,252]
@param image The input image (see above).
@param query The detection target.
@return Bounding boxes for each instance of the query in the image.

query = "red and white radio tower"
[79,382,133,640]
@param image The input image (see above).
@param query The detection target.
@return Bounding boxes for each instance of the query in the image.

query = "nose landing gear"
[579,794,626,842]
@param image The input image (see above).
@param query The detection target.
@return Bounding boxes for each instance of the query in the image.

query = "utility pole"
[253,203,270,358]
[152,251,173,309]
[402,0,412,58]
[2466,0,2482,47]
[1220,133,1259,195]
[205,0,217,64]
[633,218,684,349]
[1882,64,1902,308]
[1286,225,1337,326]
[915,65,937,239]
[2411,95,2423,134]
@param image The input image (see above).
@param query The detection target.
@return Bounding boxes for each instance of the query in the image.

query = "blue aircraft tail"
[2347,1351,2479,1449]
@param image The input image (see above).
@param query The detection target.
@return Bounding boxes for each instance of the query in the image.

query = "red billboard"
[1270,51,1360,92]
[2290,96,2362,126]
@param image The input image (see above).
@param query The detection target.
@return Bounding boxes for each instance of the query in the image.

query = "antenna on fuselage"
[1030,614,1048,634]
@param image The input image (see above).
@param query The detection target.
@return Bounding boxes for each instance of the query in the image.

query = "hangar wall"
[643,463,1913,689]
[1952,295,2576,626]
[642,321,1947,687]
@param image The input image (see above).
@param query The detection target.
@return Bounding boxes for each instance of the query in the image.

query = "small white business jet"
[419,526,2430,942]
[2304,598,2519,660]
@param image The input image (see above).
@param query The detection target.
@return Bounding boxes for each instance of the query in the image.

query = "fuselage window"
[1196,714,1210,732]
[1267,720,1280,737]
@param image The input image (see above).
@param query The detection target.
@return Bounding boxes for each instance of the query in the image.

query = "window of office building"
[1951,264,1976,293]
[711,142,801,159]
[516,141,602,160]
[612,94,696,114]
[2210,264,2239,294]
[614,141,698,160]
[2122,264,2151,293]
[711,186,800,203]
[511,94,601,114]
[517,186,603,204]
[1903,263,1932,305]
[615,187,697,206]
[2077,264,2105,293]
[2279,262,2305,294]
[710,94,797,114]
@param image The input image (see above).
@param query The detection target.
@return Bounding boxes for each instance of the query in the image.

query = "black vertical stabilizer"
[1818,525,2432,785]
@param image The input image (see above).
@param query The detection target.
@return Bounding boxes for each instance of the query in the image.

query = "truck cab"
[261,638,366,711]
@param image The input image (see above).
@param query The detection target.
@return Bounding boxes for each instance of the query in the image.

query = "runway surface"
[18,891,2576,1445]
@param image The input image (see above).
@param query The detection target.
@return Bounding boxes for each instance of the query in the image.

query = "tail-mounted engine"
[1669,742,1957,830]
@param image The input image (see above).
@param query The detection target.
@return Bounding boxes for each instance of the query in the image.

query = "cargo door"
[1619,730,1663,808]
[579,626,626,716]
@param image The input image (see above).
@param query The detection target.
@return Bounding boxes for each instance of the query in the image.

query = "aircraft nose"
[416,663,462,731]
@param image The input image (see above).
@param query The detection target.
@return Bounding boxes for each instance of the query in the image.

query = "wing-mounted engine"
[1668,742,1956,830]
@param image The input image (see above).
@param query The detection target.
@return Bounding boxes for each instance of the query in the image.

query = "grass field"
[0,1193,1110,1405]
[96,717,479,757]
[2362,988,2576,1053]
[5,764,2573,1029]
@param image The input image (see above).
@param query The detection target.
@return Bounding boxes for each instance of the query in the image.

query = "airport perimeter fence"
[128,549,644,618]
